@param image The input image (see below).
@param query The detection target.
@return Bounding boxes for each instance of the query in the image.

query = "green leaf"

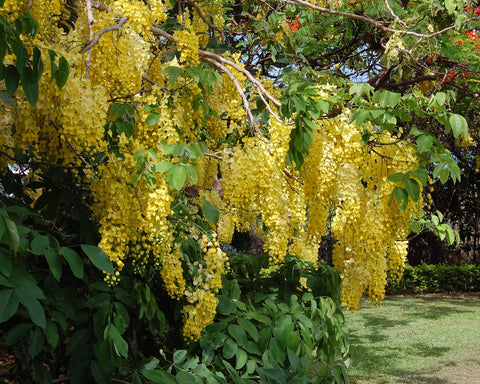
[155,160,173,173]
[202,199,219,225]
[5,64,19,96]
[142,369,176,384]
[66,329,89,355]
[44,249,63,282]
[0,289,19,323]
[0,90,16,108]
[235,348,248,370]
[393,187,409,211]
[4,323,31,346]
[108,324,128,358]
[162,66,183,87]
[21,67,39,107]
[403,178,420,202]
[410,168,428,186]
[31,234,49,254]
[17,292,46,329]
[56,56,69,89]
[237,318,259,342]
[81,245,114,274]
[32,47,43,78]
[175,371,197,384]
[228,324,248,347]
[173,349,187,365]
[416,134,434,154]
[445,0,456,14]
[29,327,44,358]
[449,114,468,139]
[222,337,237,359]
[445,226,455,245]
[145,112,161,126]
[167,164,187,190]
[386,172,404,183]
[60,247,84,279]
[186,67,202,83]
[16,46,28,73]
[0,249,12,277]
[45,318,59,348]
[2,215,19,253]
[9,266,45,299]
[373,90,401,108]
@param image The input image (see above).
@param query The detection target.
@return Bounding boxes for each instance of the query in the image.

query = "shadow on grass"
[346,295,480,384]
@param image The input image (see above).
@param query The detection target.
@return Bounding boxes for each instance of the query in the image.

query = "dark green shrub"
[387,263,480,294]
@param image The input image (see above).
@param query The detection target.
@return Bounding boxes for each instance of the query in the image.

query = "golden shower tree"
[0,0,476,349]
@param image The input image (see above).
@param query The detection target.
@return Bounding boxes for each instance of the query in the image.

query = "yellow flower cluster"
[181,234,228,341]
[0,0,29,21]
[455,133,476,148]
[30,0,66,36]
[174,14,200,67]
[182,290,218,341]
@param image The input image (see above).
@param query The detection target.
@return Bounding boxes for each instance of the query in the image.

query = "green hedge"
[387,264,480,294]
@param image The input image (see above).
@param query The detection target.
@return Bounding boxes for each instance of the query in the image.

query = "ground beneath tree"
[345,293,480,384]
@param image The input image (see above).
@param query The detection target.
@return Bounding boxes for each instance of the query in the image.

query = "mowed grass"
[343,294,480,384]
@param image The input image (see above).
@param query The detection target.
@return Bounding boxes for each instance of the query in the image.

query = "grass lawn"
[344,294,480,384]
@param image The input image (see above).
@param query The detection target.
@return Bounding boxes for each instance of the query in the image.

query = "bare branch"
[283,169,304,185]
[80,16,128,54]
[91,1,109,11]
[202,56,259,133]
[0,150,84,170]
[185,0,225,42]
[204,151,223,160]
[384,0,407,27]
[283,0,458,39]
[84,0,97,77]
[25,0,33,13]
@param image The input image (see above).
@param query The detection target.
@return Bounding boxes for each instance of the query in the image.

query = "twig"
[384,0,407,27]
[85,0,97,77]
[202,56,258,133]
[91,1,109,11]
[185,0,225,42]
[204,151,223,160]
[62,137,92,168]
[150,27,282,109]
[25,0,33,13]
[80,16,128,54]
[0,150,84,169]
[283,169,304,185]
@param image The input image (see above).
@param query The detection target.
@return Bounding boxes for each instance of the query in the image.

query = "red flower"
[288,16,301,32]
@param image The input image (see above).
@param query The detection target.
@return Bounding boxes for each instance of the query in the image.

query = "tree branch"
[202,56,258,133]
[185,0,225,42]
[80,16,128,54]
[283,0,458,39]
[0,150,85,170]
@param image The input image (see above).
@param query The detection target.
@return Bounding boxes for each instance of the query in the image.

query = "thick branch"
[284,0,457,39]
[382,74,437,90]
[150,26,283,120]
[91,1,109,11]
